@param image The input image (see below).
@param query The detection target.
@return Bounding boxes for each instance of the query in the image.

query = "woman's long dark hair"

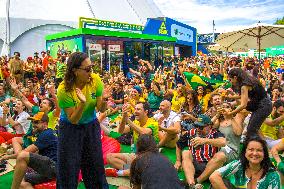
[240,136,275,179]
[228,68,258,93]
[64,52,89,92]
[151,81,161,92]
[183,90,199,110]
[130,134,158,185]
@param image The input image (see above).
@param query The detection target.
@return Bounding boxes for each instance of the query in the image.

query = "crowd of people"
[0,50,284,189]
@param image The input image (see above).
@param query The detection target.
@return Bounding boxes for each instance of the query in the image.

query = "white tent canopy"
[0,0,163,58]
[208,44,248,52]
[215,23,284,55]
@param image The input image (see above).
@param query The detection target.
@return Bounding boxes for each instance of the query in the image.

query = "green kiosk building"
[45,17,197,73]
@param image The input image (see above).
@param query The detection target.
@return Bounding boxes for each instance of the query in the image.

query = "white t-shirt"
[14,111,31,134]
[153,111,181,128]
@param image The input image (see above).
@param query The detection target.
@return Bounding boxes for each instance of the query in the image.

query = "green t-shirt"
[132,118,159,144]
[147,91,163,110]
[57,73,104,124]
[217,160,281,188]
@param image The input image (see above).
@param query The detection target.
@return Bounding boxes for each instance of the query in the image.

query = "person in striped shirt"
[180,114,226,188]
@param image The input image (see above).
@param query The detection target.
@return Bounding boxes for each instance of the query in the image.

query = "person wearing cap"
[124,85,145,115]
[178,114,226,188]
[0,112,57,189]
[195,102,244,185]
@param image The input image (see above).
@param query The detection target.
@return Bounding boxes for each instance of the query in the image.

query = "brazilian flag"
[183,72,231,90]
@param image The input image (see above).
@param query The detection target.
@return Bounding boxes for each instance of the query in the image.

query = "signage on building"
[79,17,144,32]
[159,21,168,35]
[89,44,102,51]
[143,17,197,55]
[108,45,120,52]
[171,24,193,43]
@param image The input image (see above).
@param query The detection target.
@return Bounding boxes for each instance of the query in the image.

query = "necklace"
[247,167,263,181]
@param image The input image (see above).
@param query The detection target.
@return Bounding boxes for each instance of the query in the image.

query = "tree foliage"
[274,17,284,25]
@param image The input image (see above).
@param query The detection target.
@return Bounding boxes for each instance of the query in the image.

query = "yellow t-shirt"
[171,91,185,113]
[132,118,159,144]
[57,73,104,124]
[261,114,284,140]
[198,93,211,113]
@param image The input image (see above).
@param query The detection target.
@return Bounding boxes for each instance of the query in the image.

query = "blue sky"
[153,0,284,33]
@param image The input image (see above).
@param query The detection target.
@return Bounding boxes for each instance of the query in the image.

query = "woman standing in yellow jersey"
[56,52,108,189]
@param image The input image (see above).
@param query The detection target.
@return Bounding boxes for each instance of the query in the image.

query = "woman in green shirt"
[56,52,108,189]
[210,136,281,189]
[147,82,163,113]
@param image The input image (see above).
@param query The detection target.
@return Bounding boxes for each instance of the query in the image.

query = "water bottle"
[131,138,136,153]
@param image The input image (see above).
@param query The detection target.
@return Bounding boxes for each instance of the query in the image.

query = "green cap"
[194,114,212,127]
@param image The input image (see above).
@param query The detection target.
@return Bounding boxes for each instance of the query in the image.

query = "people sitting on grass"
[174,90,202,170]
[0,100,31,145]
[195,102,244,185]
[153,100,181,148]
[0,112,57,189]
[106,102,159,177]
[118,134,184,189]
[177,114,226,188]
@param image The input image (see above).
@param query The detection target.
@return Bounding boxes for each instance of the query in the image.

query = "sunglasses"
[32,120,40,124]
[77,65,93,73]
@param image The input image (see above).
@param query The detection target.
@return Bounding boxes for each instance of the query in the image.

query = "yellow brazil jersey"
[260,114,284,140]
[132,117,159,144]
[198,93,211,113]
[171,90,185,113]
[57,73,104,124]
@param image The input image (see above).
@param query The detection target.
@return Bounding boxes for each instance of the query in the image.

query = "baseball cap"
[28,112,49,122]
[194,114,212,127]
[133,85,142,95]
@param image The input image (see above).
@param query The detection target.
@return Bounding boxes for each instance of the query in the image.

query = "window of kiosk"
[163,43,174,67]
[150,43,157,65]
[124,41,133,63]
[86,38,105,74]
[106,40,124,75]
[132,42,142,59]
[143,42,152,61]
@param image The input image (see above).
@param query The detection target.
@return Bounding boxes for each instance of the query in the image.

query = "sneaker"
[0,160,7,168]
[194,184,204,189]
[105,168,118,177]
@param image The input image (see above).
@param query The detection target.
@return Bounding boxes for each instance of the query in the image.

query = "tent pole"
[258,25,261,61]
[6,0,11,56]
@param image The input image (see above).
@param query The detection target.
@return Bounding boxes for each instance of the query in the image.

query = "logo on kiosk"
[158,21,168,35]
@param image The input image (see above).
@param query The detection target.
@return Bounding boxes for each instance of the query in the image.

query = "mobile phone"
[181,112,189,116]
